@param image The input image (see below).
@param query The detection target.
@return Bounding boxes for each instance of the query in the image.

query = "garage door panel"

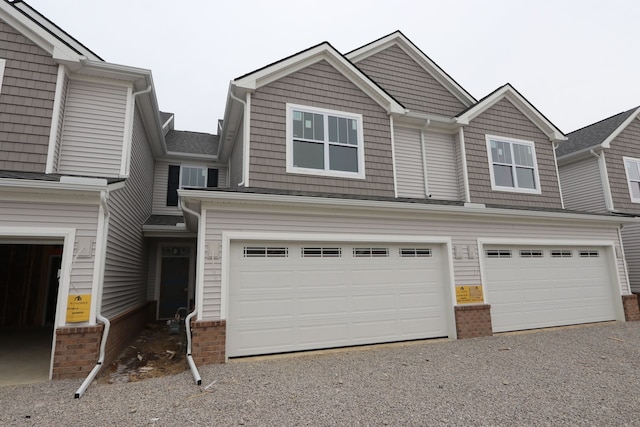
[298,297,348,315]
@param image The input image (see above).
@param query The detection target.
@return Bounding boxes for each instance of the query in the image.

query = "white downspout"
[180,201,203,386]
[228,89,249,187]
[590,149,615,212]
[389,115,398,198]
[458,127,471,203]
[74,191,111,398]
[617,225,632,295]
[552,142,565,209]
[420,119,431,198]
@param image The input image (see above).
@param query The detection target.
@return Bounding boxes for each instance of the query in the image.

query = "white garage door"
[228,242,450,357]
[484,245,618,332]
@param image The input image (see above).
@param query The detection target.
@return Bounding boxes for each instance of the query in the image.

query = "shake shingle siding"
[0,19,57,172]
[464,98,562,209]
[354,45,466,117]
[249,60,395,197]
[604,118,640,214]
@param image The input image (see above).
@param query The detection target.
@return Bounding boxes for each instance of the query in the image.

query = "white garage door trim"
[478,238,625,332]
[221,232,456,358]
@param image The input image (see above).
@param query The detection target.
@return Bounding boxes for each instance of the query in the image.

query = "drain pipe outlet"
[180,201,203,385]
[75,191,112,398]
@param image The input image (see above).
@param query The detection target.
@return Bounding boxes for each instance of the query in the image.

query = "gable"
[355,44,467,117]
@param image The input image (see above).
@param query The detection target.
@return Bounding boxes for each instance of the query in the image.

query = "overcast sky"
[27,0,640,135]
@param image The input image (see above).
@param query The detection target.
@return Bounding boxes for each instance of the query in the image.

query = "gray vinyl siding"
[558,157,607,213]
[394,127,425,198]
[604,118,640,215]
[200,207,628,319]
[0,19,58,172]
[424,130,460,201]
[622,223,640,293]
[464,98,563,209]
[57,80,128,177]
[249,60,394,197]
[152,159,229,215]
[102,111,154,317]
[51,73,69,172]
[354,45,467,117]
[229,126,244,187]
[0,200,99,297]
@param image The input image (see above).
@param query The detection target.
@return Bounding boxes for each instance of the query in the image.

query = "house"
[556,107,640,300]
[176,31,640,364]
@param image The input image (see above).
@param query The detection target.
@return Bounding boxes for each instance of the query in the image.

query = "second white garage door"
[227,242,451,357]
[484,245,619,332]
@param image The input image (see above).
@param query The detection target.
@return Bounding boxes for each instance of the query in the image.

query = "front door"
[158,247,191,319]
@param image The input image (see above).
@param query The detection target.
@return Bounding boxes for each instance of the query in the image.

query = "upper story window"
[167,165,218,206]
[181,166,207,189]
[623,157,640,203]
[486,135,541,194]
[286,104,365,179]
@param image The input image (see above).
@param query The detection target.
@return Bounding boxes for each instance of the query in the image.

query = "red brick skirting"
[191,320,226,365]
[455,304,493,339]
[622,294,640,322]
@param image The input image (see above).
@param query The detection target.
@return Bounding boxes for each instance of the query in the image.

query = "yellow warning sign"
[66,294,91,323]
[456,285,484,304]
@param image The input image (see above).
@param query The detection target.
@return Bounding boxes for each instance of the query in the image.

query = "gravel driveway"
[2,321,639,426]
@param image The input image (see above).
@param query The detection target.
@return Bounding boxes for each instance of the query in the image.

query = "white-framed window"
[180,166,207,189]
[286,103,365,179]
[623,157,640,203]
[485,249,512,259]
[486,135,541,194]
[551,250,572,258]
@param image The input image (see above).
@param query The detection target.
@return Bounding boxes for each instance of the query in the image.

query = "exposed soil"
[98,321,188,384]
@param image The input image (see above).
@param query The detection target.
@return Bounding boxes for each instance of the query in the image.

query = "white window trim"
[485,134,541,195]
[623,156,640,203]
[286,103,365,179]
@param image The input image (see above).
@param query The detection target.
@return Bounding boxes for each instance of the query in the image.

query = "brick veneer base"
[191,320,226,365]
[455,304,493,338]
[622,294,640,322]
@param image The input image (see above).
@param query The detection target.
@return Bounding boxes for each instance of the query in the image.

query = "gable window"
[486,135,541,194]
[286,104,365,179]
[623,157,640,203]
[166,165,219,206]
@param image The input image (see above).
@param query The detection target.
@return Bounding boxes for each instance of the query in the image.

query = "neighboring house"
[177,31,639,365]
[557,107,640,297]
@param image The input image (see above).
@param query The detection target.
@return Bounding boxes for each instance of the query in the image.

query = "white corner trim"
[552,140,564,209]
[195,208,207,320]
[419,128,429,198]
[459,127,471,203]
[120,86,135,176]
[243,92,251,187]
[46,65,66,174]
[601,152,615,210]
[390,115,398,197]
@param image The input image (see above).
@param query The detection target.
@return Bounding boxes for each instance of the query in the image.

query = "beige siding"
[57,80,128,177]
[559,157,607,213]
[604,118,640,215]
[622,223,640,293]
[201,207,628,319]
[424,131,460,201]
[102,111,154,317]
[394,127,425,198]
[249,60,394,197]
[0,200,100,296]
[354,45,467,117]
[464,98,563,209]
[0,19,58,172]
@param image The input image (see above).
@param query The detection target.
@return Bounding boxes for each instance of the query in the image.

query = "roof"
[159,111,173,125]
[556,107,639,157]
[0,170,124,184]
[165,130,219,156]
[143,215,184,226]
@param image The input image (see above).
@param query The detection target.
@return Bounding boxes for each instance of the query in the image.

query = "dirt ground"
[97,321,188,384]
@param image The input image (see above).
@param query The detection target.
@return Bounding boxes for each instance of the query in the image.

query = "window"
[286,104,365,179]
[579,250,599,258]
[181,166,206,188]
[166,165,219,206]
[485,249,512,258]
[243,247,289,258]
[623,157,640,203]
[551,250,572,258]
[519,249,543,258]
[400,248,432,258]
[301,247,342,258]
[486,135,540,194]
[353,247,389,258]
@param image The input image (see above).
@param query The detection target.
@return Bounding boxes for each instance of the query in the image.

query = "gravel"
[2,321,639,426]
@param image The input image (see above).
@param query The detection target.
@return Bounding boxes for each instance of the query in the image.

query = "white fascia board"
[457,85,567,142]
[601,107,640,149]
[346,32,475,107]
[180,190,639,225]
[0,177,108,199]
[233,43,405,115]
[164,151,219,161]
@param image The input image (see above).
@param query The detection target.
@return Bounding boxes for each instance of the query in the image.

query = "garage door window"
[243,247,289,258]
[551,250,572,258]
[353,247,389,258]
[486,249,512,258]
[579,250,599,258]
[400,248,432,258]
[519,249,543,258]
[301,247,342,258]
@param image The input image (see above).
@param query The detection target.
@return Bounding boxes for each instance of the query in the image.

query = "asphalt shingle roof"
[556,108,637,157]
[165,130,218,156]
[0,170,123,184]
[143,215,184,226]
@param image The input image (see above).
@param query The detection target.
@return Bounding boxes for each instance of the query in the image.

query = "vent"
[485,249,512,259]
[579,250,599,258]
[400,248,432,258]
[551,250,572,258]
[301,247,342,258]
[519,249,543,258]
[353,247,389,258]
[243,247,288,258]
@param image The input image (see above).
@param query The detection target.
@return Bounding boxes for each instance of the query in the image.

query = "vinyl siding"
[453,131,465,200]
[354,44,467,117]
[394,127,425,198]
[558,156,607,213]
[424,130,459,201]
[249,60,394,197]
[201,207,628,319]
[102,111,154,317]
[152,160,228,215]
[229,124,244,187]
[464,98,563,209]
[0,19,58,172]
[622,223,640,293]
[0,200,100,297]
[604,118,640,215]
[57,80,128,177]
[51,73,69,172]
